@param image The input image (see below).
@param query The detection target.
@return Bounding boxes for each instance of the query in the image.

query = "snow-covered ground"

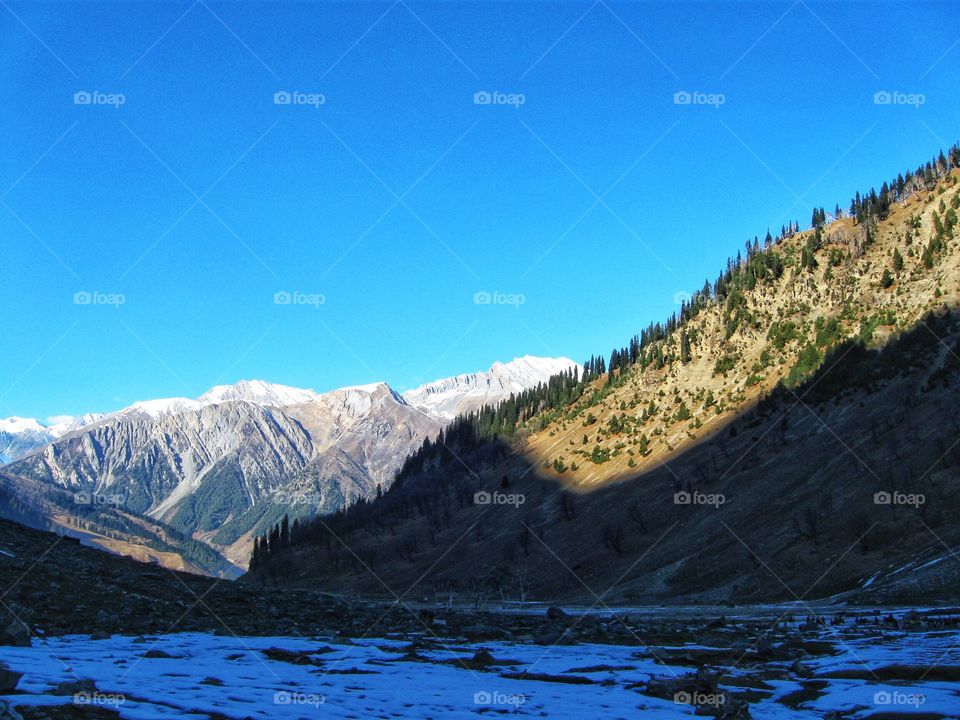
[1,627,958,719]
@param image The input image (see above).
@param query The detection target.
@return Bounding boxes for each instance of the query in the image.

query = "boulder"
[0,665,22,693]
[52,678,97,696]
[141,649,178,659]
[0,620,30,648]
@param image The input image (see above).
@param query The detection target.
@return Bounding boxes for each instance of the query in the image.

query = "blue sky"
[1,0,958,421]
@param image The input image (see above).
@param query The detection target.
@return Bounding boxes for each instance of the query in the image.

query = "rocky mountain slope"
[403,356,578,420]
[0,471,231,575]
[1,358,572,572]
[249,146,960,605]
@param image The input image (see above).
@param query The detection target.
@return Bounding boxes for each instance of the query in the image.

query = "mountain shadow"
[247,309,960,606]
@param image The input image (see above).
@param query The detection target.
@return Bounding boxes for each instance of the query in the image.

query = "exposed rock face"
[7,386,439,563]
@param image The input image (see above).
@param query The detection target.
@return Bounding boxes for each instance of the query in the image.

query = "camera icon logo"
[473,91,492,105]
[873,491,892,505]
[473,491,492,505]
[274,91,292,105]
[274,291,292,305]
[873,90,891,105]
[473,691,492,705]
[673,91,691,105]
[674,490,692,505]
[473,290,491,305]
[74,91,92,105]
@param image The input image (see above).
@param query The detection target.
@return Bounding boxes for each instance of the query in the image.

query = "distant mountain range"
[0,356,577,573]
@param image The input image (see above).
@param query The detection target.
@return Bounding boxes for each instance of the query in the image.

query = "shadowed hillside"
[248,149,960,605]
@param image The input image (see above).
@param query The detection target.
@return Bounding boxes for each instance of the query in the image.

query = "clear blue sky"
[1,0,958,421]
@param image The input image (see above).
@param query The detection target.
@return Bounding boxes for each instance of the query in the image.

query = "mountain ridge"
[0,356,576,573]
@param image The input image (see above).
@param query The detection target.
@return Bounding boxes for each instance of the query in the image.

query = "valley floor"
[1,608,958,719]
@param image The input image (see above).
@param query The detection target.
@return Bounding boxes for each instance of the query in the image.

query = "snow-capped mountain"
[0,417,52,464]
[113,380,319,421]
[403,355,580,420]
[47,413,109,438]
[0,381,316,462]
[198,379,318,408]
[1,357,574,570]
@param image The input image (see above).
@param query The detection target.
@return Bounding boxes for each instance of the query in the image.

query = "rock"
[89,631,111,641]
[0,620,30,647]
[470,650,496,666]
[546,606,570,622]
[262,647,320,665]
[0,665,22,693]
[53,678,97,696]
[200,676,224,686]
[141,649,178,659]
[132,636,147,644]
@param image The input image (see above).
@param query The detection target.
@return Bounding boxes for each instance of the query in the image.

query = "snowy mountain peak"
[333,382,391,395]
[198,379,318,407]
[322,382,408,418]
[0,416,44,434]
[118,380,318,420]
[0,417,52,465]
[122,397,201,419]
[403,355,580,421]
[47,413,109,438]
